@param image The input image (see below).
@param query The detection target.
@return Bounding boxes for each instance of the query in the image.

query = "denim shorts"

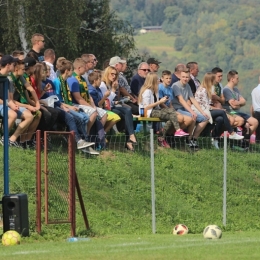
[234,112,251,121]
[0,104,26,119]
[177,107,208,123]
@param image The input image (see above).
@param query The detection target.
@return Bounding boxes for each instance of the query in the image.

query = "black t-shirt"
[29,49,44,62]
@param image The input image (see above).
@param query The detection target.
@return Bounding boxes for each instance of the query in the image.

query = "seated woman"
[193,72,244,149]
[88,70,121,133]
[138,72,189,148]
[99,66,137,151]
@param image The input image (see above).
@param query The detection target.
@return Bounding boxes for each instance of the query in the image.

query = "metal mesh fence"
[44,132,74,224]
[1,130,260,235]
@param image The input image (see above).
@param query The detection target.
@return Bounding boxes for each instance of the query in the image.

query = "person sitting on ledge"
[138,72,189,149]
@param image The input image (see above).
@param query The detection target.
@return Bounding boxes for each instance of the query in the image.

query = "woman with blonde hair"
[138,72,189,148]
[99,66,137,151]
[194,72,244,149]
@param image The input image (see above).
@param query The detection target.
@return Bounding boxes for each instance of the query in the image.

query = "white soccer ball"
[203,225,222,239]
[173,224,189,235]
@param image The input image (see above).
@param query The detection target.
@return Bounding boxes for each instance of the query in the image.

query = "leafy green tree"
[0,0,135,67]
[174,37,184,51]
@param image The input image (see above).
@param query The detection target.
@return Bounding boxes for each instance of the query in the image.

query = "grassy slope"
[1,232,260,260]
[1,138,260,240]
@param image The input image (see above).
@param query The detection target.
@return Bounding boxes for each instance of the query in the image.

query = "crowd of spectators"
[0,33,259,153]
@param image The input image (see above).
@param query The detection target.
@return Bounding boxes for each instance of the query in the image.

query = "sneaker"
[229,133,244,140]
[77,140,95,149]
[187,140,199,150]
[158,137,170,148]
[19,142,27,149]
[174,129,190,137]
[27,140,37,150]
[9,140,21,148]
[211,138,219,149]
[0,136,4,146]
[82,146,100,155]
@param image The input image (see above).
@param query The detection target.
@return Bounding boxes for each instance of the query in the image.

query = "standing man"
[29,33,45,62]
[130,62,150,98]
[147,58,161,73]
[251,76,260,141]
[223,70,258,139]
[43,49,56,81]
[186,61,200,96]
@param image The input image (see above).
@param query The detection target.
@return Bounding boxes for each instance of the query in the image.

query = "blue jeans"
[56,107,82,142]
[112,106,134,136]
[69,109,89,141]
[210,109,233,137]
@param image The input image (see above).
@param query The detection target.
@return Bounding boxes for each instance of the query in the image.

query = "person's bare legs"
[87,112,97,135]
[193,121,209,139]
[247,117,258,133]
[21,112,42,142]
[179,114,193,130]
[104,120,120,133]
[7,109,17,131]
[9,110,34,142]
[231,115,244,128]
[100,113,107,126]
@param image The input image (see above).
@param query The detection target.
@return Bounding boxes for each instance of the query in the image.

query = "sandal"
[125,142,135,151]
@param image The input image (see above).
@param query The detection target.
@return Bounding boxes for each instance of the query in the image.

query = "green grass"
[1,137,260,240]
[1,232,260,259]
[134,31,178,57]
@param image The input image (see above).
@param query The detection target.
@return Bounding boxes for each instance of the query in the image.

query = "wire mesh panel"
[226,139,260,231]
[44,131,75,225]
[153,136,224,234]
[78,134,152,234]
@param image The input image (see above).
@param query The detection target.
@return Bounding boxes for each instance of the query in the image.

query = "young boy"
[159,70,192,136]
[159,70,174,108]
[0,56,34,148]
[172,68,209,150]
[88,71,121,133]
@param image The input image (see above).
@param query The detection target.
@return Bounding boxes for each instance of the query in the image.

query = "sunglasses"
[139,69,150,72]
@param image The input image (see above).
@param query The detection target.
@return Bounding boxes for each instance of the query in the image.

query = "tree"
[0,0,135,67]
[174,37,184,51]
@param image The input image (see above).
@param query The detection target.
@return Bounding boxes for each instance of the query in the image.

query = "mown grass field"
[1,232,260,260]
[134,31,178,58]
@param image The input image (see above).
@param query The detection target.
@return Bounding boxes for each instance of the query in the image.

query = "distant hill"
[111,0,260,113]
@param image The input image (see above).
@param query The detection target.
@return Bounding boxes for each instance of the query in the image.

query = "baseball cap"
[147,58,161,65]
[24,57,37,68]
[0,55,19,66]
[109,56,126,67]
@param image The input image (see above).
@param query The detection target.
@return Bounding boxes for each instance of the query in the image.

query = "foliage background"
[110,0,260,113]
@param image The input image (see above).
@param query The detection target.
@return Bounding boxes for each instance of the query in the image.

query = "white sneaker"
[82,147,100,155]
[77,140,95,149]
[212,139,219,149]
[229,133,244,140]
